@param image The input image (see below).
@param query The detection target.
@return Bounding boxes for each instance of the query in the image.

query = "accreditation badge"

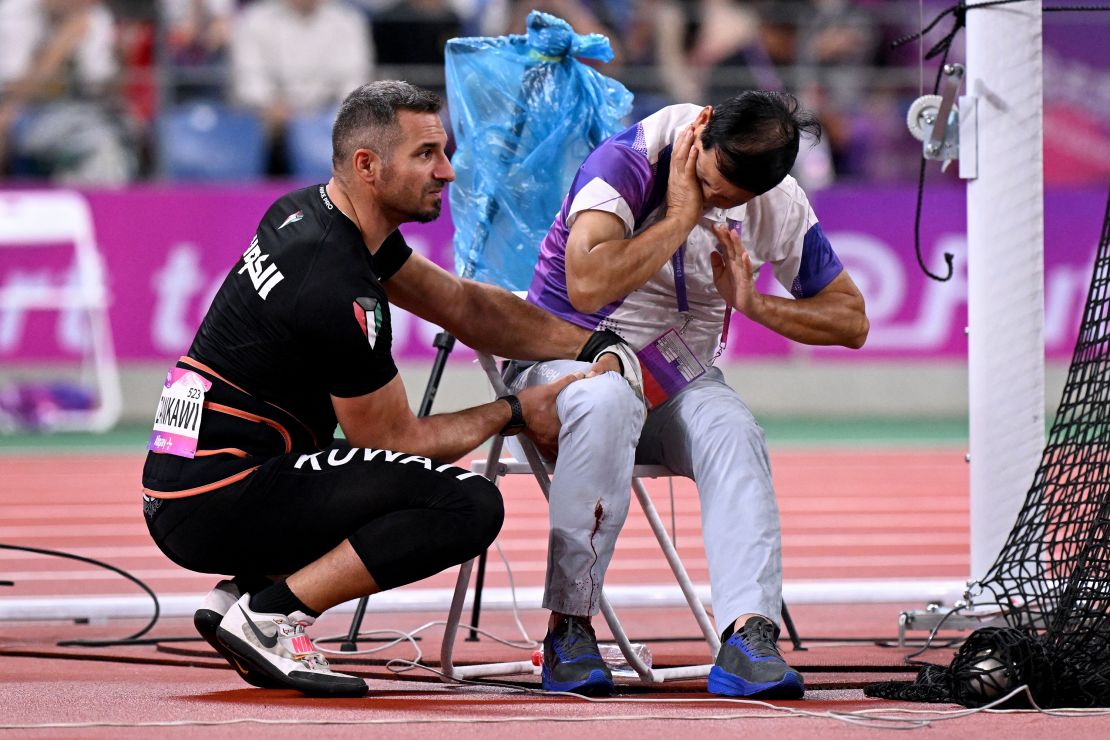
[147,368,211,458]
[635,328,706,409]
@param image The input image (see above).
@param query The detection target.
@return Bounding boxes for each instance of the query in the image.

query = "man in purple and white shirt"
[511,91,869,697]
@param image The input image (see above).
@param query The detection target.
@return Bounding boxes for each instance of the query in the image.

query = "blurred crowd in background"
[0,0,1106,188]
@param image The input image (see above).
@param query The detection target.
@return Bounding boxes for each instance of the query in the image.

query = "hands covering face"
[665,125,704,229]
[710,223,760,317]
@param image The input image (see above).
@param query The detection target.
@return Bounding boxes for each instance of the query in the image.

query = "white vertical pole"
[965,2,1045,580]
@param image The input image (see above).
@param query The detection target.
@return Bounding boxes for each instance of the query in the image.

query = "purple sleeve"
[791,223,844,298]
[568,138,655,222]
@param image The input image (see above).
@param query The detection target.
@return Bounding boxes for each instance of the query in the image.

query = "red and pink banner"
[0,184,1105,363]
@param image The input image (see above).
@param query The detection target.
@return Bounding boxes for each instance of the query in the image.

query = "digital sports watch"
[498,394,526,436]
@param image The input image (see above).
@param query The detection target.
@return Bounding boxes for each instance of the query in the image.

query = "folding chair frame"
[340,337,806,673]
[438,352,721,684]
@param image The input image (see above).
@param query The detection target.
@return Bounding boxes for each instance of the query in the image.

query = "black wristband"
[498,394,526,436]
[576,329,623,362]
[576,329,626,374]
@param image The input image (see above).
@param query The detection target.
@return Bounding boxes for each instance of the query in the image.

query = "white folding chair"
[439,351,721,684]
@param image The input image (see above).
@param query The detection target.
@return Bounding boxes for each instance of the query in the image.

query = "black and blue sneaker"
[541,615,614,695]
[708,615,804,698]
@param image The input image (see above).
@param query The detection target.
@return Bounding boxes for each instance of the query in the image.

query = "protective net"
[868,188,1110,708]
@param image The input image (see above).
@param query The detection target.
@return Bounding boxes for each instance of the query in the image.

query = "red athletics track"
[1,448,970,599]
[4,447,1108,736]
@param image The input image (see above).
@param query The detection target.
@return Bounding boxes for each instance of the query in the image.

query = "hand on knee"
[557,372,644,431]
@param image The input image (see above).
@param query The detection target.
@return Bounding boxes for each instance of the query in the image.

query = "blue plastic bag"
[446,11,633,289]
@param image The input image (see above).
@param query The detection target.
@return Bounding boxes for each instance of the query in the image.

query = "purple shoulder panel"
[790,223,844,298]
[568,126,655,219]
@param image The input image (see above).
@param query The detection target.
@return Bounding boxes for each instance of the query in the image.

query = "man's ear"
[352,148,381,185]
[691,106,713,144]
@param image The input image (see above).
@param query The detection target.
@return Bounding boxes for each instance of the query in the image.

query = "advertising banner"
[0,184,1105,363]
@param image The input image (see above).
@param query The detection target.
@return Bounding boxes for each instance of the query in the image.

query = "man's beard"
[381,183,443,224]
[410,195,442,223]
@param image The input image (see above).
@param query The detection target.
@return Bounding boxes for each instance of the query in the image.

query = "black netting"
[867,188,1110,708]
[866,664,953,703]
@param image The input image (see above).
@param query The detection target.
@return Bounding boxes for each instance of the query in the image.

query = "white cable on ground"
[6,684,1109,732]
[495,539,538,648]
[313,536,539,666]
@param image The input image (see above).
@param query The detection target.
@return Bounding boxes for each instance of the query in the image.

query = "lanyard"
[671,245,689,313]
[672,244,732,366]
[710,306,732,366]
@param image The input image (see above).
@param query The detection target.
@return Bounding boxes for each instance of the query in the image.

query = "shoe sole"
[215,625,369,698]
[194,608,282,689]
[707,665,805,699]
[542,667,614,696]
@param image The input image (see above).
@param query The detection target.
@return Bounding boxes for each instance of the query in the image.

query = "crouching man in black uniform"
[141,81,627,697]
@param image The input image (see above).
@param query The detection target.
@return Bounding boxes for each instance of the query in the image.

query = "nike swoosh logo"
[239,606,279,648]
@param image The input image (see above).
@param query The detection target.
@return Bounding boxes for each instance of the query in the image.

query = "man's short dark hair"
[700,91,822,195]
[332,81,443,168]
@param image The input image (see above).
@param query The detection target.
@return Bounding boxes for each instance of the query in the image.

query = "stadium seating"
[158,102,266,181]
[284,108,339,182]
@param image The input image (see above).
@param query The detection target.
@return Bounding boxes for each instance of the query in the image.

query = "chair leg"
[466,549,488,641]
[598,592,655,681]
[439,557,476,681]
[464,433,551,644]
[340,595,370,652]
[781,599,806,651]
[458,434,508,644]
[631,478,721,656]
[343,331,457,651]
[418,332,456,416]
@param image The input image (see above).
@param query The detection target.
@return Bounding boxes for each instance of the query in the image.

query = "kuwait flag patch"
[278,210,303,229]
[354,297,383,349]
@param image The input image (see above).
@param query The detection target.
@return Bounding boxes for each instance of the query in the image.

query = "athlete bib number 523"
[147,368,211,459]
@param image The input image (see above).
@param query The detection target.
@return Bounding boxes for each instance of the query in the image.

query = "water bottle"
[599,642,653,677]
[531,642,652,678]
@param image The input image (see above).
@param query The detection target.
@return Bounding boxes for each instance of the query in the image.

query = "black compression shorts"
[143,444,503,590]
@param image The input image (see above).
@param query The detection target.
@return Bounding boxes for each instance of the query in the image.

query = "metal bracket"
[907,63,966,172]
[897,601,1005,647]
[896,583,1047,647]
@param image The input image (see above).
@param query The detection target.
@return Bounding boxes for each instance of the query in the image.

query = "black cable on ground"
[2,538,969,653]
[0,548,967,660]
[0,542,162,646]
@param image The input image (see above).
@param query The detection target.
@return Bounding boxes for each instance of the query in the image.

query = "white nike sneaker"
[194,580,281,689]
[215,593,368,697]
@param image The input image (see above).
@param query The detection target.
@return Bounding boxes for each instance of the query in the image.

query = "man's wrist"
[498,394,526,436]
[736,291,765,320]
[663,208,699,236]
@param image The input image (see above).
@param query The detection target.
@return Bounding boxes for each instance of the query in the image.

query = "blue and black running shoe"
[541,615,614,695]
[708,615,804,698]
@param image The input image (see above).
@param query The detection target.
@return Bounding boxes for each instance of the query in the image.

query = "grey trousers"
[509,360,783,633]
